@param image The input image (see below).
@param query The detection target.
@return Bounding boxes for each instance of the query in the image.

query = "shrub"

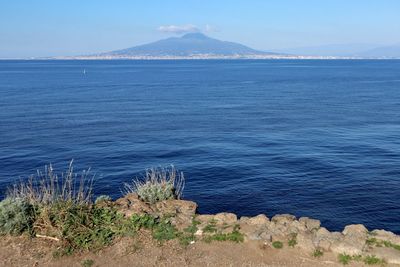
[124,166,184,204]
[0,198,34,235]
[312,249,324,258]
[363,255,385,265]
[7,160,94,206]
[272,241,283,249]
[35,202,134,253]
[338,253,351,265]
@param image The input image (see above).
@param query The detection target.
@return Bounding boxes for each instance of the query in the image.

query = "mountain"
[93,33,282,58]
[357,44,400,58]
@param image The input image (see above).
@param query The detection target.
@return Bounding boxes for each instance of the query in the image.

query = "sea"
[0,59,399,233]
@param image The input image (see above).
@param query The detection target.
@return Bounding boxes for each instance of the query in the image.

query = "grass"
[363,255,386,265]
[7,160,94,206]
[338,253,385,266]
[124,166,185,204]
[338,254,352,265]
[366,237,400,251]
[272,241,283,249]
[312,249,324,258]
[288,233,297,247]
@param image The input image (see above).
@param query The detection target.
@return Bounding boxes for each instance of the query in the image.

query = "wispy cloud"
[157,24,200,34]
[205,24,219,33]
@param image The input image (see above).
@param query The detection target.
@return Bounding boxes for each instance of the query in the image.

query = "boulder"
[154,199,197,217]
[247,214,270,226]
[114,193,152,217]
[154,200,197,229]
[239,216,250,224]
[342,224,368,238]
[330,231,366,256]
[271,214,296,226]
[213,212,238,225]
[313,227,333,251]
[299,217,321,231]
[196,214,215,223]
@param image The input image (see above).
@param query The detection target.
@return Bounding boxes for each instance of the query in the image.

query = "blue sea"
[1,60,399,233]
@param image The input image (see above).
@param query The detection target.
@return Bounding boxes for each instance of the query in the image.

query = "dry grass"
[124,166,185,204]
[7,160,94,205]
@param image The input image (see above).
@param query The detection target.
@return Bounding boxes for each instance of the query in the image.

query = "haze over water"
[0,60,399,233]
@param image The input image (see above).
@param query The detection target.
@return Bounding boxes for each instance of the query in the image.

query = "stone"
[330,231,366,256]
[241,224,269,241]
[271,214,296,226]
[312,227,333,251]
[196,214,215,223]
[342,224,368,238]
[299,217,321,231]
[296,232,316,252]
[247,214,270,226]
[318,240,331,251]
[114,193,152,217]
[214,212,238,225]
[154,200,197,229]
[239,216,250,224]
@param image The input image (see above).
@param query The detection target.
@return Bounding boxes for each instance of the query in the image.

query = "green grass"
[272,241,283,249]
[363,255,385,265]
[338,253,385,266]
[288,233,297,248]
[203,224,217,233]
[312,249,323,258]
[203,225,244,243]
[366,237,400,251]
[338,253,352,265]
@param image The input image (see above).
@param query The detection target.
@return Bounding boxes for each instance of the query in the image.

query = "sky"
[1,0,400,58]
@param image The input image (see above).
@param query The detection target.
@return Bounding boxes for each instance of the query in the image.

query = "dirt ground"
[0,232,396,267]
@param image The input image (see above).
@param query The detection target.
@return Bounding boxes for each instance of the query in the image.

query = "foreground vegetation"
[0,162,397,267]
[0,162,242,257]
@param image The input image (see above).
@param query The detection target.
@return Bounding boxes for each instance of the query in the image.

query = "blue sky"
[1,0,400,58]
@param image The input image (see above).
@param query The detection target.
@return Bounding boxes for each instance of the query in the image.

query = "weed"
[130,214,157,230]
[338,253,351,265]
[288,233,297,247]
[363,255,385,265]
[366,237,400,251]
[352,255,363,261]
[152,219,178,242]
[81,259,94,267]
[203,231,244,243]
[124,166,184,204]
[312,249,324,258]
[203,223,217,233]
[272,241,283,249]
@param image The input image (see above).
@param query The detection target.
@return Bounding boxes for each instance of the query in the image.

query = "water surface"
[0,60,399,233]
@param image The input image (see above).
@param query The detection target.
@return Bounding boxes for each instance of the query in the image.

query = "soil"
[1,231,394,267]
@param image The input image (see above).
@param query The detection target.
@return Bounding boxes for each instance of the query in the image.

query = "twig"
[36,234,60,242]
